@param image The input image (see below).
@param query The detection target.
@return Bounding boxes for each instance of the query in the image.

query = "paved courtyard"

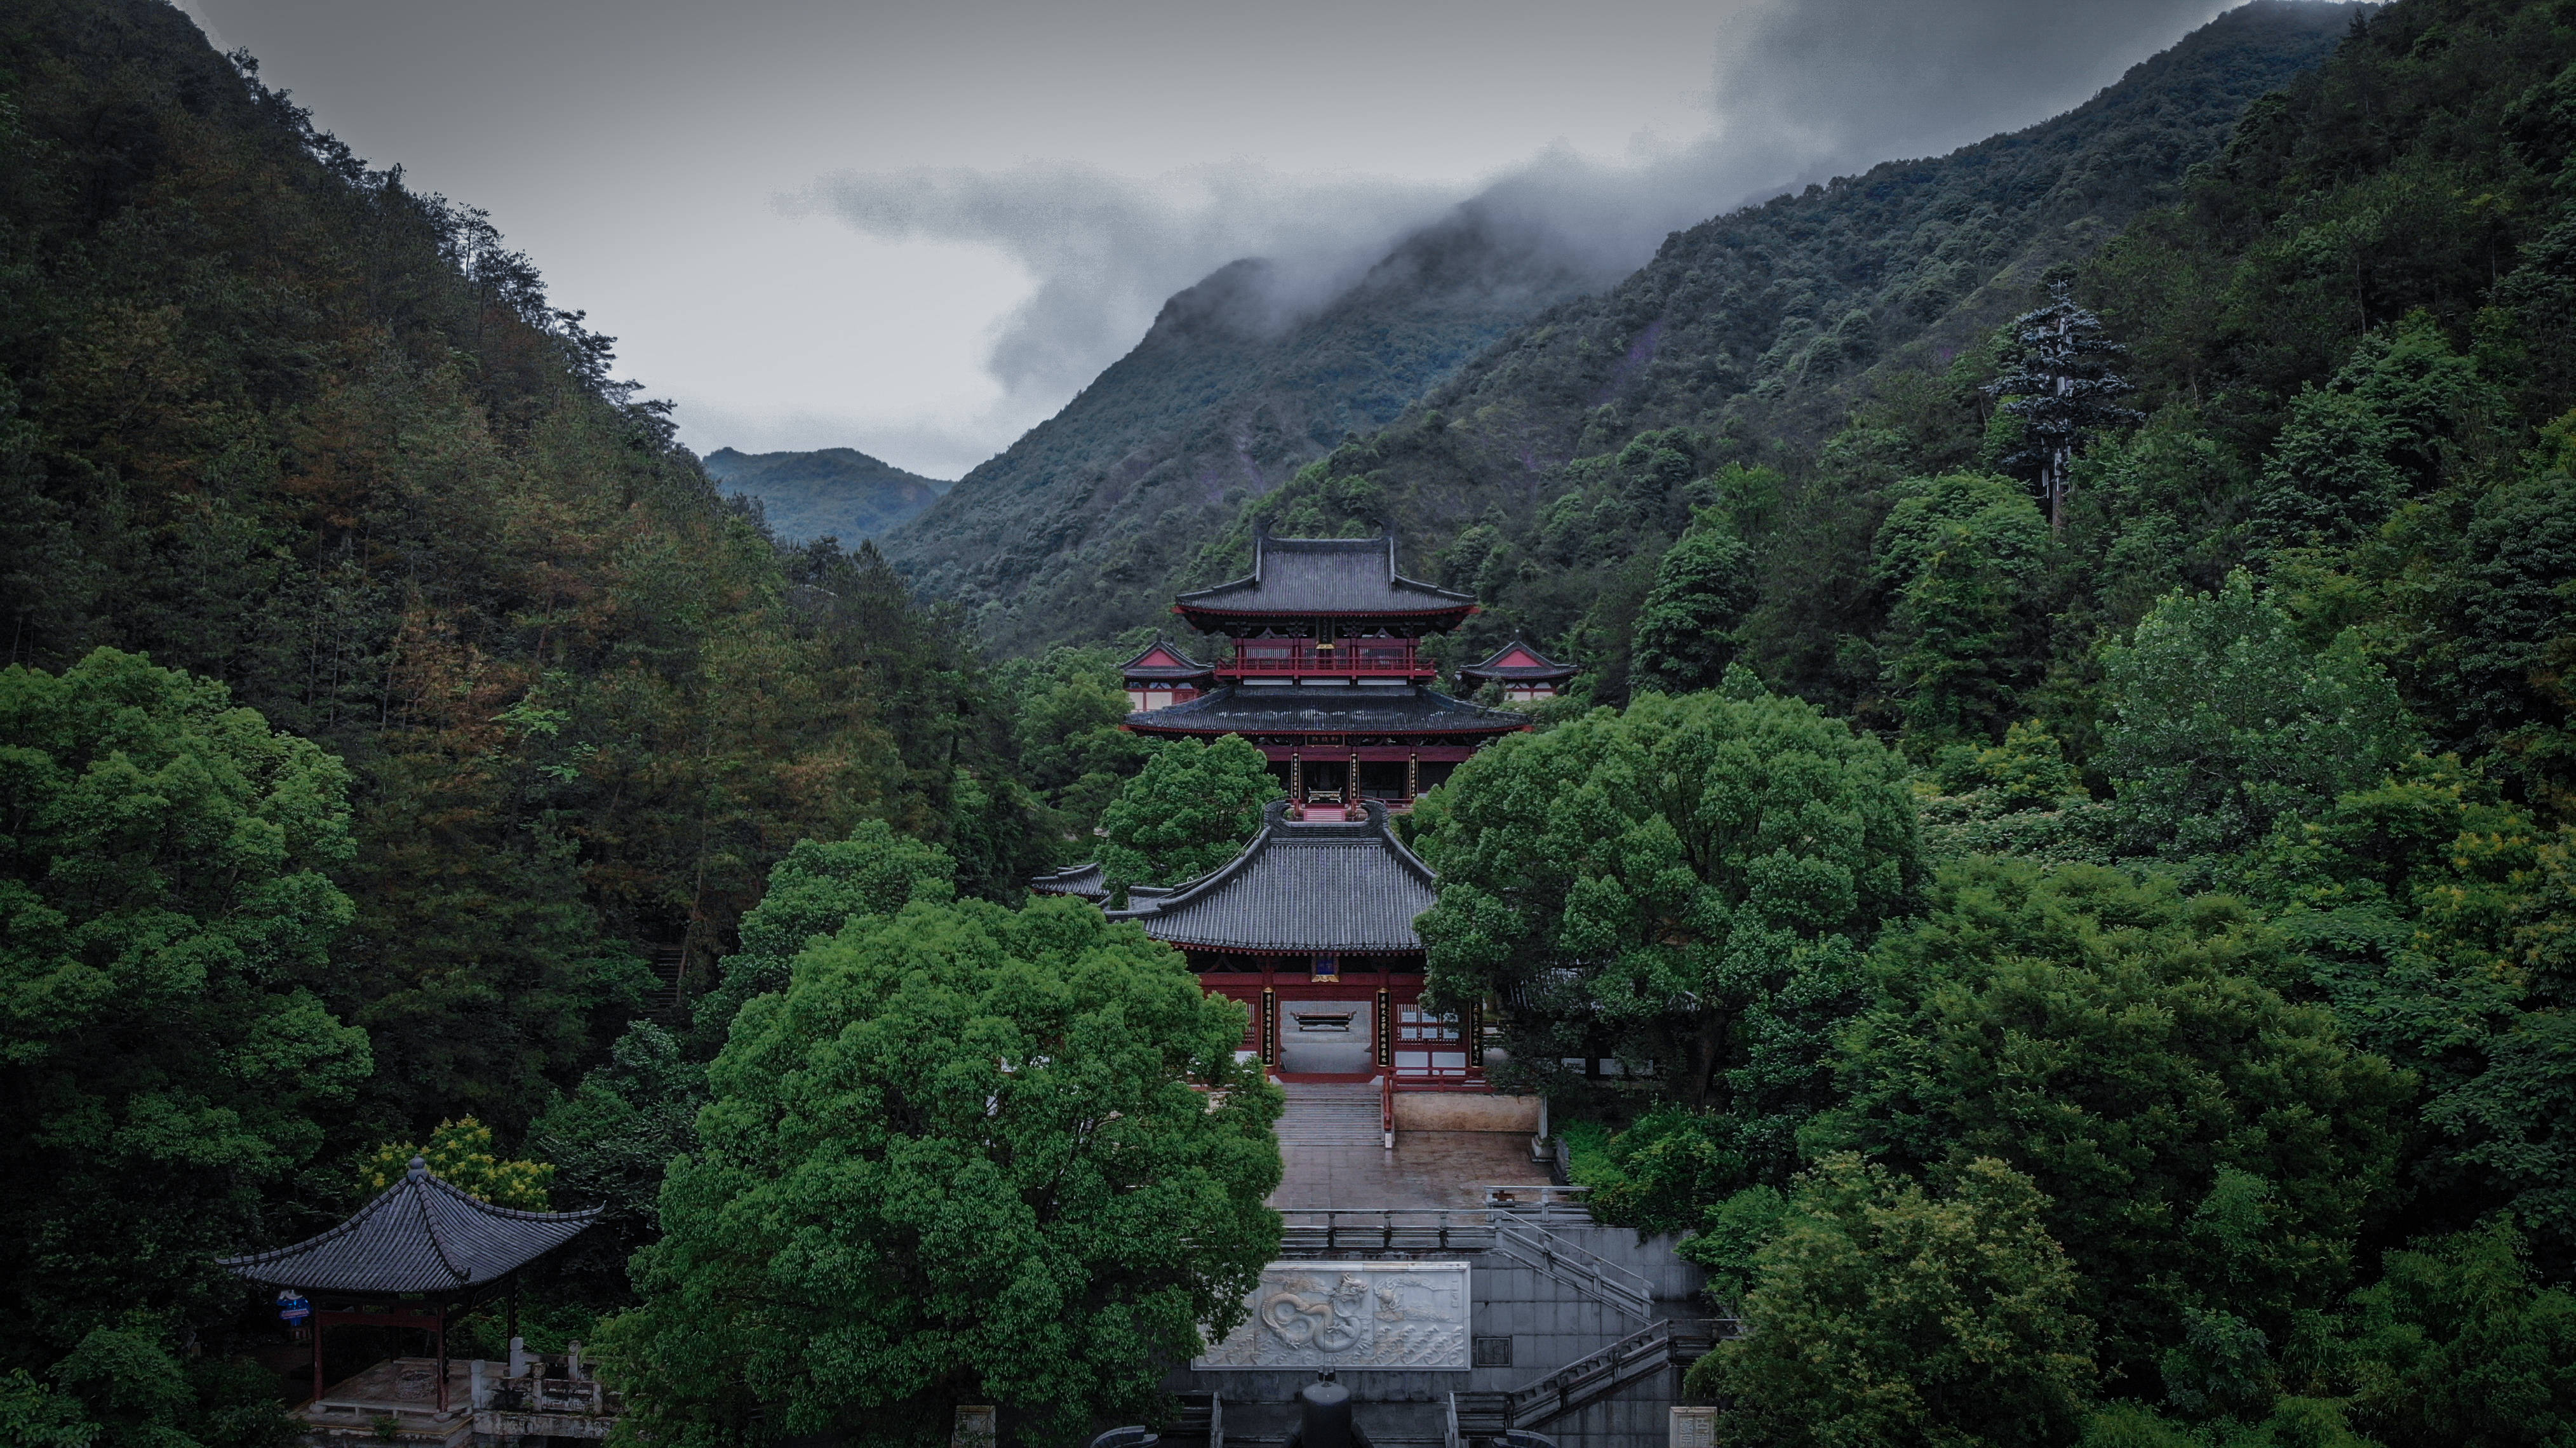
[1270,1129,1552,1208]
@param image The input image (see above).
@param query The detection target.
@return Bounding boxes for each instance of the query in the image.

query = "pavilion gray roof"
[219,1158,600,1295]
[1174,535,1477,618]
[1106,800,1438,954]
[1028,860,1108,902]
[1125,684,1527,736]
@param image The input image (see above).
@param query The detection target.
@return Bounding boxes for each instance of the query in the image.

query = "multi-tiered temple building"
[1124,533,1529,814]
[1041,532,1548,1084]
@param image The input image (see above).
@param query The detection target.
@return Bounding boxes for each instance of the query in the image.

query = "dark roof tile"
[1175,535,1475,618]
[1127,684,1526,735]
[220,1159,598,1295]
[1106,800,1436,953]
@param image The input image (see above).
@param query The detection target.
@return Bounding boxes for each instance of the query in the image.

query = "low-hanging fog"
[182,0,2253,477]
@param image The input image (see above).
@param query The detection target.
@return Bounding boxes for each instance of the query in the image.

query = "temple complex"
[1052,537,1716,1448]
[1126,533,1529,812]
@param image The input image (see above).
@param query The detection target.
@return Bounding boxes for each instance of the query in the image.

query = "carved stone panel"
[1194,1261,1470,1371]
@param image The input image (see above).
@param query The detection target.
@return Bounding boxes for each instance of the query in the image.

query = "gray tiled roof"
[1106,800,1437,953]
[1029,860,1108,902]
[1127,684,1527,735]
[219,1158,600,1295]
[1176,535,1476,617]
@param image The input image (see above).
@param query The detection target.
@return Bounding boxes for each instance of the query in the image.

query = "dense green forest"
[701,445,949,544]
[10,0,2576,1443]
[0,0,1070,1433]
[1379,0,2576,1440]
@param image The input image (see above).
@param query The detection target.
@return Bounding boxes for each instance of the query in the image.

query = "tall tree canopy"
[1691,1155,2096,1448]
[1414,689,1920,1184]
[1827,858,2411,1383]
[1096,735,1284,904]
[1630,511,1758,695]
[2100,572,2418,861]
[0,649,371,1363]
[605,897,1282,1448]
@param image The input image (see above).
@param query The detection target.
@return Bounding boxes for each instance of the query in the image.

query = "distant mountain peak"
[703,446,950,544]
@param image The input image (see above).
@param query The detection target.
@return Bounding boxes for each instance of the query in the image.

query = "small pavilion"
[220,1157,600,1415]
[1456,638,1578,701]
[1118,636,1214,713]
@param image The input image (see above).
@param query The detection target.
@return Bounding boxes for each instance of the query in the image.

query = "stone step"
[1275,1081,1386,1147]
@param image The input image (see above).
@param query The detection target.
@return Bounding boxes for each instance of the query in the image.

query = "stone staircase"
[1450,1318,1736,1437]
[1273,1080,1385,1147]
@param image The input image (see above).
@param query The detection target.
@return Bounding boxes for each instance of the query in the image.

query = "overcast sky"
[177,0,2257,478]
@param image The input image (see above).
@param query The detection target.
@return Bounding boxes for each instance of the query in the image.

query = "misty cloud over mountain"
[805,0,2241,440]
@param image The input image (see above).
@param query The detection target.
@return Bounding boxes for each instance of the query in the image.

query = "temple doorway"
[1278,998,1374,1073]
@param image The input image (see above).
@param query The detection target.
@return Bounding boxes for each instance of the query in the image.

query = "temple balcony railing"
[1220,645,1426,676]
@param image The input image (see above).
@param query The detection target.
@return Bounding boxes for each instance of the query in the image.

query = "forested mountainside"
[1242,0,2576,742]
[0,0,1050,1371]
[1397,4,2576,1437]
[880,208,1609,652]
[701,444,949,542]
[893,0,2354,655]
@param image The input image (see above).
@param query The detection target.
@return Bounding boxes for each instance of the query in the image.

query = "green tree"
[1873,473,2050,747]
[2340,1220,2576,1448]
[690,821,956,1052]
[1096,735,1283,904]
[1984,281,2140,531]
[527,1021,705,1300]
[2100,572,2417,861]
[1690,1155,2096,1448]
[0,649,371,1364]
[603,896,1282,1447]
[1830,858,2412,1383]
[991,647,1155,850]
[359,1116,553,1209]
[1630,511,1757,694]
[2251,318,2501,553]
[22,1320,297,1448]
[1413,690,1919,1186]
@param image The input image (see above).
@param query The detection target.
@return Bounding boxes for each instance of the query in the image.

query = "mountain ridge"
[888,0,2359,658]
[702,445,949,543]
[879,205,1616,650]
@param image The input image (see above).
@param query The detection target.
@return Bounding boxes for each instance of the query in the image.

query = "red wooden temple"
[1125,532,1529,813]
[1107,800,1477,1084]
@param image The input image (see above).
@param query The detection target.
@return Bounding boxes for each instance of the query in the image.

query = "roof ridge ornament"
[407,1155,428,1180]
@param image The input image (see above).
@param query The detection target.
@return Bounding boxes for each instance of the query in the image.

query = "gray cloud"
[795,164,1466,409]
[803,0,2254,459]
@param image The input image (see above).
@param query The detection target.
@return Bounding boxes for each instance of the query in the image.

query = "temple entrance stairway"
[1272,1081,1385,1147]
[1160,1207,1724,1448]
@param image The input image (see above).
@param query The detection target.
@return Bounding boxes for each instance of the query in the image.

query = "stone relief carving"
[1194,1261,1470,1370]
